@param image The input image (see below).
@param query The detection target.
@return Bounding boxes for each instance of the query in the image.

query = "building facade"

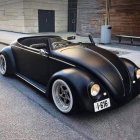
[77,0,106,36]
[77,0,140,37]
[0,0,68,33]
[0,0,140,37]
[0,0,25,32]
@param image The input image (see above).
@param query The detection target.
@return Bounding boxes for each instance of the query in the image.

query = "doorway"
[68,0,77,32]
[38,10,55,32]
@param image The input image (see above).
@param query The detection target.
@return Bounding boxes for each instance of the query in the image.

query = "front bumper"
[130,79,140,98]
[84,80,140,112]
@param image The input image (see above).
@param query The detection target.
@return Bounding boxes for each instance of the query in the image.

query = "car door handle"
[40,49,48,56]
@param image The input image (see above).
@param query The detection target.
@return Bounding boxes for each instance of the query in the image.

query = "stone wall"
[0,0,140,36]
[0,0,25,32]
[77,0,106,37]
[0,0,68,33]
[23,0,68,33]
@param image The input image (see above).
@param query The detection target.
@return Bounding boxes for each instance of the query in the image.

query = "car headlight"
[91,84,101,97]
[136,69,140,79]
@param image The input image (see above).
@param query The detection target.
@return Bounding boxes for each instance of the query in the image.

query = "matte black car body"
[0,35,140,113]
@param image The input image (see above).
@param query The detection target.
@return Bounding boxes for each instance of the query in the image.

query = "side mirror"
[67,36,76,40]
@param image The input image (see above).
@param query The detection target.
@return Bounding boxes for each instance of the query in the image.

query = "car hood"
[54,46,131,101]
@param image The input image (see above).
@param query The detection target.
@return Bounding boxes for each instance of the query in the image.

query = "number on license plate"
[94,98,111,112]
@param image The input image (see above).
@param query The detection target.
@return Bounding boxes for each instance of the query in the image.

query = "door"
[68,11,77,32]
[38,10,55,32]
[68,0,77,32]
[13,46,50,85]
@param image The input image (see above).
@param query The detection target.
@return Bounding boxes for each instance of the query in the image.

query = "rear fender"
[0,46,16,74]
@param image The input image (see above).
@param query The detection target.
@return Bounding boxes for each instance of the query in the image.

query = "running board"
[16,73,46,94]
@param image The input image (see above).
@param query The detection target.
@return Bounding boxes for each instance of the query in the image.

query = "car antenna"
[88,33,95,45]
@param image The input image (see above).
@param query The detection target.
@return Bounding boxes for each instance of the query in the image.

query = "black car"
[0,35,140,114]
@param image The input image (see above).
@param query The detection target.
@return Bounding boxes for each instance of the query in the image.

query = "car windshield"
[50,34,94,50]
[52,39,71,50]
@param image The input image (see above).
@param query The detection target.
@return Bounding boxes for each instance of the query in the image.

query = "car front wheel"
[52,79,76,114]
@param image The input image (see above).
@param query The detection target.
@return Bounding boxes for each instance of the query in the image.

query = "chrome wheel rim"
[52,79,73,113]
[0,55,6,75]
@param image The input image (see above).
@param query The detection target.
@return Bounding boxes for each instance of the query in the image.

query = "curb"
[0,42,9,46]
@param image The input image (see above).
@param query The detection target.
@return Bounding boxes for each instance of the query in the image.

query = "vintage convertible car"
[0,35,140,114]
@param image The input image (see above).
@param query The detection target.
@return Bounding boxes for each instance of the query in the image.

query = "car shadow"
[3,75,140,122]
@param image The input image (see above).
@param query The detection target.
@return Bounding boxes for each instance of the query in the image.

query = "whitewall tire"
[0,54,7,75]
[52,79,74,114]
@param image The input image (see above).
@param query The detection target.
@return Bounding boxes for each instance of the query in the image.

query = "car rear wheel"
[0,54,7,75]
[52,79,75,114]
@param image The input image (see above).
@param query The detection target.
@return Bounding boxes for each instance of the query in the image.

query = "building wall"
[77,0,140,37]
[110,0,140,36]
[77,0,106,37]
[0,0,25,32]
[1,0,140,36]
[23,0,68,33]
[0,0,68,33]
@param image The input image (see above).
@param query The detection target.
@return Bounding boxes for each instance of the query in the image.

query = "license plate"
[94,98,111,112]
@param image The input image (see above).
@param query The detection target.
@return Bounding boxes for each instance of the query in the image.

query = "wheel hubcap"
[0,55,6,75]
[52,79,73,113]
[58,85,70,106]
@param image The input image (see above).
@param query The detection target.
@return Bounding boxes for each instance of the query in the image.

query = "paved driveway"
[0,44,140,140]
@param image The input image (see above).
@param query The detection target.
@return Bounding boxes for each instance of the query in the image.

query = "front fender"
[121,58,140,97]
[47,68,94,111]
[120,58,138,80]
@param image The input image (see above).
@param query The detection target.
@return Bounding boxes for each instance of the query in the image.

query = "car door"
[12,45,50,85]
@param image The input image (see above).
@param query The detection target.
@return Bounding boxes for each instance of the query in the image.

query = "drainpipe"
[105,0,110,25]
[101,0,112,44]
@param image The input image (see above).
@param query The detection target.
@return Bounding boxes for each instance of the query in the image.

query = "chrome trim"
[85,48,123,80]
[16,74,46,94]
[40,49,47,56]
[49,56,76,67]
[13,45,41,55]
[13,41,76,67]
[13,45,50,57]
